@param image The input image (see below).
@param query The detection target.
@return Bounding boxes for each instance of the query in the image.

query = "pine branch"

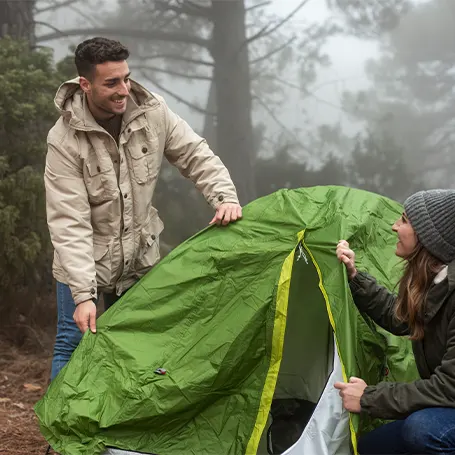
[36,27,211,49]
[249,36,296,64]
[246,0,310,44]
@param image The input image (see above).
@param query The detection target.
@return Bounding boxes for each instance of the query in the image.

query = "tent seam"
[245,230,305,454]
[301,236,359,455]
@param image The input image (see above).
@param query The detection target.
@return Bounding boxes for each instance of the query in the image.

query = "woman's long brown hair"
[394,243,444,340]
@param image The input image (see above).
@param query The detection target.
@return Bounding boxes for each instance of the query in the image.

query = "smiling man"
[45,37,242,380]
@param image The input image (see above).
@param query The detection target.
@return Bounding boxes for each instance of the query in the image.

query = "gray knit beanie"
[403,189,455,264]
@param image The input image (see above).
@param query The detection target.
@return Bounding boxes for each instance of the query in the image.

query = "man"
[45,37,242,380]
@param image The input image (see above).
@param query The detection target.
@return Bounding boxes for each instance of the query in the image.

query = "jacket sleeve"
[160,97,239,209]
[44,141,97,304]
[361,308,455,420]
[349,271,410,336]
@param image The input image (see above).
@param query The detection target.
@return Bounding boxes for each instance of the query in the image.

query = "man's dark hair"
[75,37,130,80]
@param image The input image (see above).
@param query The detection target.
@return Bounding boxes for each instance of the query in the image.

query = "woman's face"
[392,213,418,258]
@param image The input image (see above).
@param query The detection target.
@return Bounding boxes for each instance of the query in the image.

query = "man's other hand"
[73,300,97,334]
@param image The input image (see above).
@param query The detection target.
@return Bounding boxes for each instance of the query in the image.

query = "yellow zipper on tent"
[245,230,305,455]
[300,236,359,455]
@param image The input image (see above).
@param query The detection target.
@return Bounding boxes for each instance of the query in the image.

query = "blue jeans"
[50,282,122,380]
[359,408,455,454]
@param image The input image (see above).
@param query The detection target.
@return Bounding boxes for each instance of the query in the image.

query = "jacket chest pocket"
[84,157,118,204]
[127,135,160,185]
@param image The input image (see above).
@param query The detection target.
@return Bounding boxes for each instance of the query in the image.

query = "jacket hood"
[54,77,159,129]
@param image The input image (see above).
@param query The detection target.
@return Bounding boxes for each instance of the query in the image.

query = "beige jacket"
[45,78,239,304]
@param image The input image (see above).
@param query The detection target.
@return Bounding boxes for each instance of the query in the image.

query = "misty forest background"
[1,0,454,352]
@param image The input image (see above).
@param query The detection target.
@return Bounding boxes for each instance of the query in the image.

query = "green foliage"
[0,38,66,298]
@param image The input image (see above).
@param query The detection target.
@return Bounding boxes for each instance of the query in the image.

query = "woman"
[335,189,455,455]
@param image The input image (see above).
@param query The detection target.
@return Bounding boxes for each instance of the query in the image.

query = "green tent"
[35,186,418,455]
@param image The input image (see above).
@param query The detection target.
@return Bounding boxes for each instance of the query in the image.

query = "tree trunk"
[202,79,218,151]
[0,0,36,45]
[211,0,256,205]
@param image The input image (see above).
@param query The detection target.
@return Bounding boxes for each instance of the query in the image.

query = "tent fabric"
[105,341,348,455]
[35,186,419,455]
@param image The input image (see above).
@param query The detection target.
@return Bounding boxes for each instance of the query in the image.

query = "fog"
[2,0,454,248]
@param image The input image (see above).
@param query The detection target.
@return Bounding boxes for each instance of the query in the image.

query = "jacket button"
[124,227,129,233]
[218,195,224,202]
[124,193,128,198]
[127,128,131,133]
[90,288,96,295]
[142,146,148,154]
[151,235,156,240]
[97,165,101,173]
[125,260,129,266]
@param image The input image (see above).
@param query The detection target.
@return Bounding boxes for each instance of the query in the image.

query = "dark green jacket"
[350,260,455,420]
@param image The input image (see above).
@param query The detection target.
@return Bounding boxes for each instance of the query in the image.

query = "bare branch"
[246,1,272,12]
[34,21,64,36]
[139,70,215,116]
[36,27,211,49]
[264,75,346,112]
[250,36,296,64]
[132,65,212,81]
[35,0,77,14]
[68,4,101,28]
[247,0,310,44]
[140,54,213,67]
[254,95,309,151]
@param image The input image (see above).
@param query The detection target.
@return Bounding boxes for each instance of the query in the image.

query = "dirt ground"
[0,345,57,455]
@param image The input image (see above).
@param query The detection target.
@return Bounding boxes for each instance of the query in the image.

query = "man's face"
[81,60,131,118]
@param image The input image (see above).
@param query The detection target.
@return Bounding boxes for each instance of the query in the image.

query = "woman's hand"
[334,377,367,413]
[336,240,358,281]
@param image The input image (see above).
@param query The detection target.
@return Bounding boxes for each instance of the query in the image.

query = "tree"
[0,0,36,45]
[0,38,65,320]
[327,0,410,38]
[333,0,455,188]
[34,0,337,205]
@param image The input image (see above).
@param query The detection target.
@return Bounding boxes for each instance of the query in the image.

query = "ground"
[0,345,57,455]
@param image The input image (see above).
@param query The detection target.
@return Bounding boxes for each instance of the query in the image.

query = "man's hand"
[210,202,242,226]
[334,377,367,413]
[73,300,97,334]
